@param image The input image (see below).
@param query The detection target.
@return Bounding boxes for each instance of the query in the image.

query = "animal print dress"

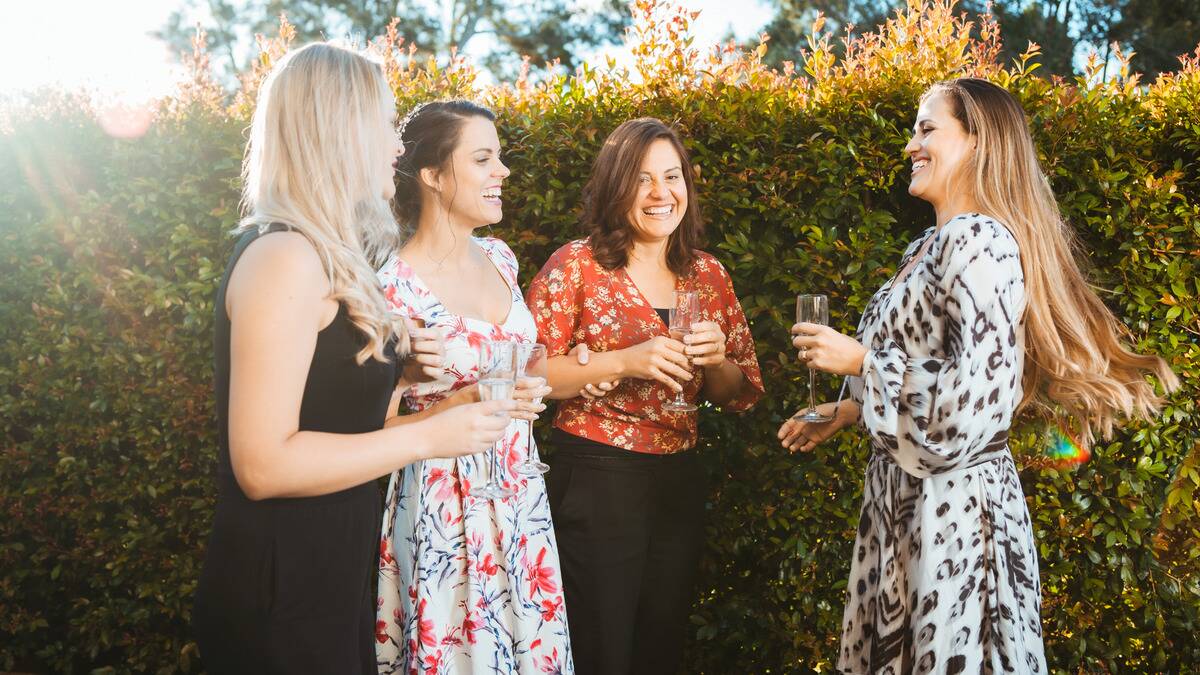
[839,213,1047,674]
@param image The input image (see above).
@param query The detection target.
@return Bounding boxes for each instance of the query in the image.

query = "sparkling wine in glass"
[794,294,831,422]
[471,340,517,499]
[663,289,699,413]
[514,343,550,477]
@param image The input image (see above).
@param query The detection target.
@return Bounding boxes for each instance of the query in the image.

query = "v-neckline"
[884,226,937,293]
[398,239,516,327]
[618,266,683,330]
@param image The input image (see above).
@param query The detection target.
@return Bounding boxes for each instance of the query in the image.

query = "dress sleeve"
[480,237,521,287]
[847,230,934,408]
[377,256,423,321]
[857,216,1025,478]
[525,244,584,358]
[708,260,764,412]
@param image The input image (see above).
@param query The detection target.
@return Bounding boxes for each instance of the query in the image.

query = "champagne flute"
[514,342,550,477]
[794,294,831,422]
[663,289,699,413]
[471,340,517,499]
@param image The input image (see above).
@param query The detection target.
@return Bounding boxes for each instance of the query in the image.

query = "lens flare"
[1044,424,1090,468]
[97,102,154,140]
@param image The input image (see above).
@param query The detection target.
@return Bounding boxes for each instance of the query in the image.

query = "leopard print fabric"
[839,213,1047,674]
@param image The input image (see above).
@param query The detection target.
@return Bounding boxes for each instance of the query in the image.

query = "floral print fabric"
[375,237,573,675]
[525,239,763,454]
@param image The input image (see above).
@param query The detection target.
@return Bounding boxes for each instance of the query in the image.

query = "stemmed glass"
[663,289,699,413]
[793,294,831,422]
[471,340,517,500]
[514,342,550,477]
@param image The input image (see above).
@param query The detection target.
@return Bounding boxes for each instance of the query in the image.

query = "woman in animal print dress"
[777,78,1179,674]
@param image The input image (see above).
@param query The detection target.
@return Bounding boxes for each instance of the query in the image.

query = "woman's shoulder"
[475,235,519,270]
[377,252,416,287]
[376,252,430,317]
[226,228,330,318]
[938,213,1018,250]
[475,234,515,257]
[555,238,593,259]
[234,229,327,292]
[690,249,733,281]
[539,239,594,271]
[934,213,1022,274]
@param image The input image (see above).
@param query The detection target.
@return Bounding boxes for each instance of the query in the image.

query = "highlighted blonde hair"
[239,42,405,363]
[928,77,1179,444]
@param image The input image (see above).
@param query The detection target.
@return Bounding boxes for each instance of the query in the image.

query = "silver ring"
[800,347,808,360]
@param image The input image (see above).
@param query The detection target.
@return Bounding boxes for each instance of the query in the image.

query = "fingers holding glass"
[472,340,518,499]
[664,290,700,413]
[684,321,725,366]
[793,294,831,422]
[511,376,550,421]
[514,343,550,477]
[404,323,447,381]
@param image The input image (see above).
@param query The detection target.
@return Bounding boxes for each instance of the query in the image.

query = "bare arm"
[226,233,512,500]
[700,359,746,405]
[545,336,694,400]
[684,320,747,406]
[545,350,629,400]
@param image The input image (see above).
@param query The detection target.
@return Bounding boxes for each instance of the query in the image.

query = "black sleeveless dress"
[193,225,397,674]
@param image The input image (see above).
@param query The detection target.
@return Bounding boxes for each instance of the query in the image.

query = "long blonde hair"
[239,42,405,363]
[929,77,1179,444]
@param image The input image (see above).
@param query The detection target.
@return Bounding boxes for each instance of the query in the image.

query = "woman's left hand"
[512,376,552,422]
[402,321,446,384]
[685,321,727,368]
[791,323,868,376]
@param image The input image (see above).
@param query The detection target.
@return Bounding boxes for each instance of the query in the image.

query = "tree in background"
[1110,0,1200,76]
[756,0,1199,79]
[157,0,630,84]
[754,0,893,70]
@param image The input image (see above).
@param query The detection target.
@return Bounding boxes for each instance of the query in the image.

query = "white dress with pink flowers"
[375,237,573,675]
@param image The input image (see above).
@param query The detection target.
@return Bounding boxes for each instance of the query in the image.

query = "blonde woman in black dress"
[191,43,516,674]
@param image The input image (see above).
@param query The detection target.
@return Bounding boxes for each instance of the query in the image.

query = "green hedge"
[2,2,1198,672]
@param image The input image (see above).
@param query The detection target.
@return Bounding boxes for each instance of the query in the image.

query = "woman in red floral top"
[526,118,763,675]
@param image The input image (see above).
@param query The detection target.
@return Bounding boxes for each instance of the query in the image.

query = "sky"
[0,0,775,103]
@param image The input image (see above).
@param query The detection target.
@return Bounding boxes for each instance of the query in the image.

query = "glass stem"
[808,368,818,413]
[490,440,500,486]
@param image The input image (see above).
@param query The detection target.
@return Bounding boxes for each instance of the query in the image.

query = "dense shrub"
[1,1,1197,672]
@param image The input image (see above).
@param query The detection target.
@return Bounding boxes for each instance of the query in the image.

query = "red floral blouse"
[526,239,764,454]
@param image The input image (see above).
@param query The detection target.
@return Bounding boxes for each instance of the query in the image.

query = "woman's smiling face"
[904,90,975,210]
[439,115,511,227]
[625,138,688,244]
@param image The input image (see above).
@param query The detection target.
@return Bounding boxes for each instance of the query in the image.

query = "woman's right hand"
[568,343,621,399]
[425,400,517,457]
[619,335,692,392]
[777,401,860,452]
[580,380,620,400]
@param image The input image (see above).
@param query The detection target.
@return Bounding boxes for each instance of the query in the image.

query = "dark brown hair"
[582,118,704,276]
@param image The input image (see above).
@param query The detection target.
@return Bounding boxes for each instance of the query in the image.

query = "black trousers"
[546,430,707,675]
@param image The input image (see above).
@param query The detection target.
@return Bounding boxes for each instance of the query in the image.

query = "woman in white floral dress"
[375,101,573,674]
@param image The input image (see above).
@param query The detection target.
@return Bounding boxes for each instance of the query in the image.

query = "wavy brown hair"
[583,118,704,277]
[929,77,1179,444]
